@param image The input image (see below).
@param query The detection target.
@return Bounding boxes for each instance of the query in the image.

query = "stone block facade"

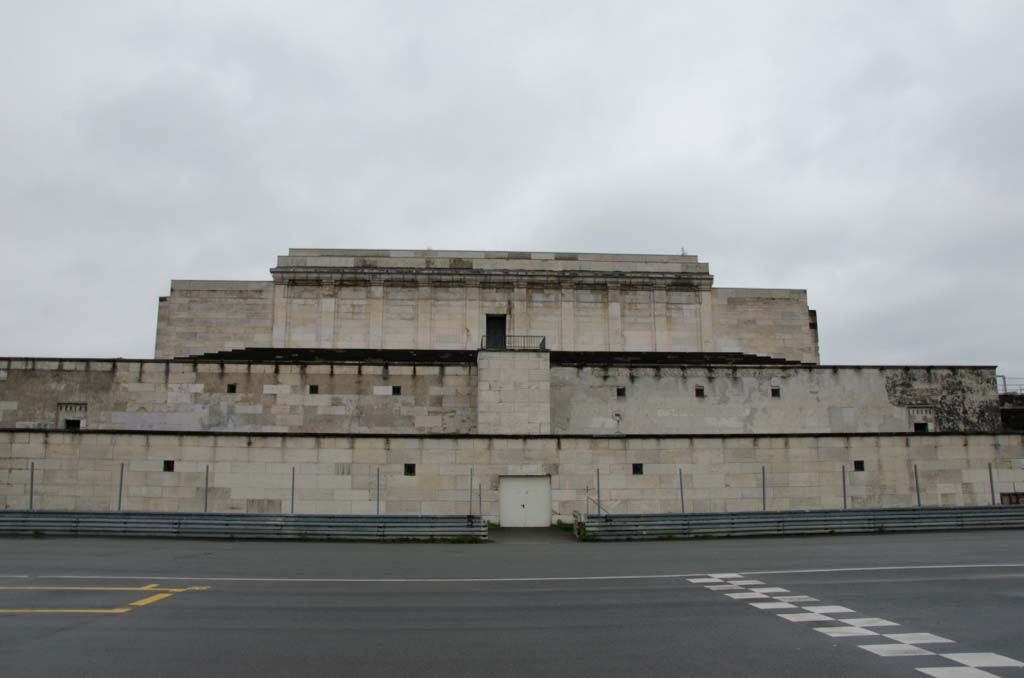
[154,249,820,363]
[477,351,551,434]
[2,431,1021,520]
[0,247,1014,524]
[0,358,1000,436]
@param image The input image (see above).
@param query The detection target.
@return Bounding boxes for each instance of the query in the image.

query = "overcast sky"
[2,1,1022,381]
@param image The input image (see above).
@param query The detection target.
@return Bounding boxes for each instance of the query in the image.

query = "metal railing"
[480,335,547,350]
[0,511,488,541]
[575,505,1024,541]
[997,375,1024,395]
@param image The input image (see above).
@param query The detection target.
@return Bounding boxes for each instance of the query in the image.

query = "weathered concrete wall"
[477,351,550,434]
[0,359,1000,436]
[155,281,274,359]
[710,288,819,363]
[2,431,1022,520]
[551,366,1001,435]
[155,249,821,362]
[0,360,475,435]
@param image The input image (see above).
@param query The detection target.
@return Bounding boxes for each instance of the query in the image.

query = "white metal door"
[499,476,551,527]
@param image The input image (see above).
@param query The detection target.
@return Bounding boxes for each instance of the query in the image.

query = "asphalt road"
[1,529,1022,677]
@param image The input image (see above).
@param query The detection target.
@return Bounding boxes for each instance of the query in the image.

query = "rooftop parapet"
[272,248,713,287]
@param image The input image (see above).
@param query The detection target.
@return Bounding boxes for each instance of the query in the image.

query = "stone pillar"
[271,282,288,348]
[652,285,668,351]
[607,284,623,351]
[559,284,575,351]
[318,282,336,348]
[699,289,714,352]
[476,350,551,434]
[465,283,480,349]
[368,283,384,349]
[416,282,432,349]
[512,285,528,335]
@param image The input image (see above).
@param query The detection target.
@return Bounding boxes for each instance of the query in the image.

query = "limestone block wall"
[0,359,475,435]
[2,431,1022,520]
[476,351,551,434]
[155,281,274,359]
[710,288,819,363]
[551,365,1001,435]
[154,249,821,362]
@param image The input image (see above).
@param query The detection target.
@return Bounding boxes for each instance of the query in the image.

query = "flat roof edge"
[0,428,1014,440]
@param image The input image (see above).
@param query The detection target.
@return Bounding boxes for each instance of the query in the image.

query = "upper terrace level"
[155,248,819,364]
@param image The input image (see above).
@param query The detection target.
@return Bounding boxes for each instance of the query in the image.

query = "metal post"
[596,468,602,517]
[29,462,35,511]
[478,483,482,517]
[117,462,125,512]
[842,465,847,510]
[290,466,296,514]
[678,467,685,513]
[761,466,766,511]
[376,467,381,515]
[989,463,996,505]
[585,483,589,515]
[914,464,921,507]
[204,464,209,513]
[469,467,474,516]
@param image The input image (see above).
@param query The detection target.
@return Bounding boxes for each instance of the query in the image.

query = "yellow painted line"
[0,608,130,614]
[142,583,159,590]
[0,586,182,592]
[128,593,174,607]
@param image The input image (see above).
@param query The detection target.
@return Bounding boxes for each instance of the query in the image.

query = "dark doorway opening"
[485,314,507,349]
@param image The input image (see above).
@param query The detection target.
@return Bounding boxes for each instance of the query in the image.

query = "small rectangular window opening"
[632,463,644,475]
[616,386,627,398]
[163,460,175,472]
[695,385,705,398]
[226,383,237,393]
[64,419,81,430]
[404,463,416,476]
[913,422,929,433]
[308,384,319,395]
[771,387,781,398]
[392,385,402,396]
[1001,492,1024,505]
[853,460,865,472]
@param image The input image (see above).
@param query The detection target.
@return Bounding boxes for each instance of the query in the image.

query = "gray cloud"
[1,0,1022,380]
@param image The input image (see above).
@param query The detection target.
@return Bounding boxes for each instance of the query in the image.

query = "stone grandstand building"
[1,249,1021,524]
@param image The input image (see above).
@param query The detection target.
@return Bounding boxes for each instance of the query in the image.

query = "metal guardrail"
[480,335,547,350]
[0,511,488,541]
[997,375,1024,394]
[575,505,1024,541]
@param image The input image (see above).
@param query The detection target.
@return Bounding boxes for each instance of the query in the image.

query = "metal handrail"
[480,335,547,350]
[997,375,1024,395]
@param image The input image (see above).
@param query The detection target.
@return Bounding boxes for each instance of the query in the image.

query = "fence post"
[29,461,35,511]
[842,464,847,510]
[290,466,296,514]
[376,467,381,516]
[914,464,921,507]
[204,464,210,513]
[118,462,125,512]
[989,463,996,505]
[761,466,766,511]
[678,467,685,513]
[596,468,602,517]
[469,467,474,516]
